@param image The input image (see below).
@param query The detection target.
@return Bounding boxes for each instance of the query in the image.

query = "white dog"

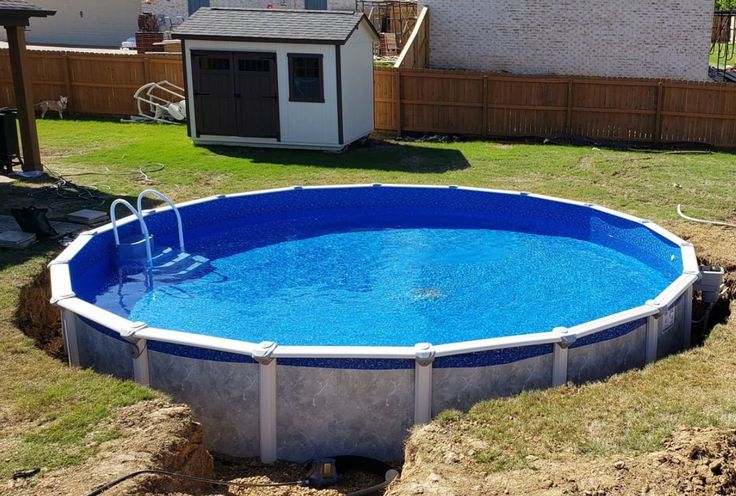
[35,96,68,119]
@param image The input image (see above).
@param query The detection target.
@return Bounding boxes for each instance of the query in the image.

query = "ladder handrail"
[110,199,153,268]
[137,189,185,252]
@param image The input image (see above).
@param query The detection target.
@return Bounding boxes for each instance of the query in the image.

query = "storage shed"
[172,8,379,150]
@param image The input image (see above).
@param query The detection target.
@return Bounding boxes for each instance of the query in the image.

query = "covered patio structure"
[0,0,54,173]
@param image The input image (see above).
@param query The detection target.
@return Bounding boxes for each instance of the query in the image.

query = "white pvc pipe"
[677,204,736,229]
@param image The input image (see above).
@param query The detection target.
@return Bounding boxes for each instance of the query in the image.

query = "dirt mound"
[389,427,736,496]
[669,222,736,300]
[7,399,213,495]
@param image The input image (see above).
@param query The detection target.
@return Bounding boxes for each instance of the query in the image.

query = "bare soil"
[6,399,213,495]
[389,426,736,496]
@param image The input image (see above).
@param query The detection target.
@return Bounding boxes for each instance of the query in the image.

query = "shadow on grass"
[0,176,137,271]
[202,138,471,173]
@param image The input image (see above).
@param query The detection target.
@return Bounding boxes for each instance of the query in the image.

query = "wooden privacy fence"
[0,49,183,116]
[394,6,429,70]
[375,68,736,149]
[3,49,736,148]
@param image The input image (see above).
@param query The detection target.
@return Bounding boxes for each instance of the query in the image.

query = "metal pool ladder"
[137,189,185,252]
[110,189,185,269]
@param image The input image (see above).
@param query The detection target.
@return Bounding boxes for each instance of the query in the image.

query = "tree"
[716,0,736,11]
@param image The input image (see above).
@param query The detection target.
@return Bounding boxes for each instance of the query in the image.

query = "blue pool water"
[94,226,674,346]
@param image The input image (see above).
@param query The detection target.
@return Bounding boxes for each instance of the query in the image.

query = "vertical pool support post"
[254,341,278,464]
[414,343,435,424]
[132,339,150,386]
[552,327,574,387]
[683,285,694,350]
[121,321,150,386]
[60,309,80,367]
[645,300,664,364]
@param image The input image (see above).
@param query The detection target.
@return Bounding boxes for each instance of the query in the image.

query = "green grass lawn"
[710,42,736,67]
[1,118,735,481]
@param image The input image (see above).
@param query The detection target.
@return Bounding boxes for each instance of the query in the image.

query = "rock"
[428,472,441,483]
[614,461,626,470]
[525,454,539,462]
[442,451,460,464]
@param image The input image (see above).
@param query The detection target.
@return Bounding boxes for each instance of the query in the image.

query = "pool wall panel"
[148,347,261,457]
[657,295,687,360]
[568,323,647,384]
[75,316,133,380]
[275,365,415,461]
[431,353,554,415]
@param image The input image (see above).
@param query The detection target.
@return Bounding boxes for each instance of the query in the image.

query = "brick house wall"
[211,0,355,10]
[142,0,188,21]
[418,0,714,81]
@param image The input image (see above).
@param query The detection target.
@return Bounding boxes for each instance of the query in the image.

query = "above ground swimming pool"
[50,185,699,462]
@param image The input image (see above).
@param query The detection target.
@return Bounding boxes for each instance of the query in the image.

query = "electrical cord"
[677,204,736,229]
[83,468,309,496]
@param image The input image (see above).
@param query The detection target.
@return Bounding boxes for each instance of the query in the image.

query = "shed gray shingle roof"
[173,8,378,44]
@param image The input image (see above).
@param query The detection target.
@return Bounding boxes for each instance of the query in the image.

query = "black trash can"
[0,110,21,172]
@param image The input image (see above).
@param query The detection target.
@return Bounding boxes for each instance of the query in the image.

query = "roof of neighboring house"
[0,0,55,25]
[0,0,54,15]
[172,8,379,44]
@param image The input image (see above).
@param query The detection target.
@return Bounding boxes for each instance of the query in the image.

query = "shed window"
[199,57,230,71]
[288,54,324,103]
[239,59,270,72]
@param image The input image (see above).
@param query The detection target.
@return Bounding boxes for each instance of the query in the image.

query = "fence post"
[565,79,574,135]
[394,69,402,136]
[482,76,488,137]
[654,81,664,144]
[63,53,73,113]
[142,56,151,84]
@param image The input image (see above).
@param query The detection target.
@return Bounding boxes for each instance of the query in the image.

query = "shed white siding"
[25,0,139,47]
[184,39,340,148]
[340,20,375,144]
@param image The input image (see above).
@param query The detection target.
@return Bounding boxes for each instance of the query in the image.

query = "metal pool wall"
[51,185,699,463]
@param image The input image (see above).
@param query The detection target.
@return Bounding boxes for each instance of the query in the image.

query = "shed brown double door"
[191,51,279,139]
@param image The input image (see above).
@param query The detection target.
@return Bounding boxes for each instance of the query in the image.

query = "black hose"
[85,456,400,495]
[346,469,400,496]
[83,468,308,496]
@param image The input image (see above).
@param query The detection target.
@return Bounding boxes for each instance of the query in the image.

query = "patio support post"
[5,25,43,172]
